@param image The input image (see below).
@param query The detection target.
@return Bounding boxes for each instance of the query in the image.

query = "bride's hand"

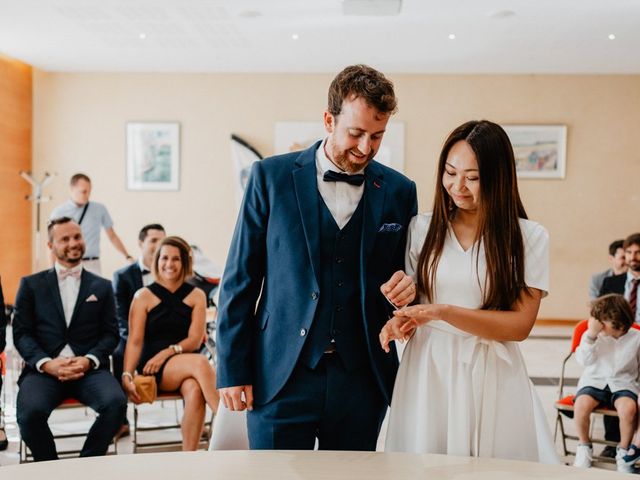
[393,304,444,332]
[379,316,416,353]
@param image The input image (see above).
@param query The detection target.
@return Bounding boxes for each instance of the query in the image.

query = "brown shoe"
[115,423,130,441]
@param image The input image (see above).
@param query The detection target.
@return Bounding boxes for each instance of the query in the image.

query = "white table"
[0,450,622,479]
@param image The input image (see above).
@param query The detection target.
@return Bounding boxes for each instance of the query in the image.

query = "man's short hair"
[47,216,75,241]
[70,173,91,186]
[327,64,397,116]
[623,233,640,250]
[609,239,624,256]
[591,293,635,332]
[138,223,165,242]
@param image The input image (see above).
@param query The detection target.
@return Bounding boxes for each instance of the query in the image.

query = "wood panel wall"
[0,54,32,304]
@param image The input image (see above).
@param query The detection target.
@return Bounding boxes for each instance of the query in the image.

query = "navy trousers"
[17,369,127,461]
[247,354,386,450]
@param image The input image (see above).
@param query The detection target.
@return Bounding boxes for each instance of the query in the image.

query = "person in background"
[598,233,640,457]
[589,239,626,300]
[572,294,638,473]
[112,223,166,439]
[122,236,219,451]
[0,277,8,451]
[50,173,132,276]
[13,217,126,461]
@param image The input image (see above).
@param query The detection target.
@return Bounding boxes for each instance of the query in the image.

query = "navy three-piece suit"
[217,141,418,449]
[13,268,127,461]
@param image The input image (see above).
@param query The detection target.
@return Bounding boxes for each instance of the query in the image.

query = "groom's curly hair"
[328,64,397,116]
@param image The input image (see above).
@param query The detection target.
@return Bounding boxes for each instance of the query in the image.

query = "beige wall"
[32,71,640,319]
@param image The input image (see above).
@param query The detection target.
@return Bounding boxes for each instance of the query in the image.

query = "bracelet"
[121,371,134,382]
[170,344,183,355]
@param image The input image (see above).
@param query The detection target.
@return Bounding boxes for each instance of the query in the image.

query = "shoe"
[620,444,640,470]
[114,423,130,440]
[601,445,617,458]
[574,444,593,468]
[0,428,8,451]
[617,446,636,474]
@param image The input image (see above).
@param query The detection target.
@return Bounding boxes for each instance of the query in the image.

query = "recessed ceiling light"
[448,34,456,40]
[608,34,616,40]
[292,33,299,40]
[237,10,262,18]
[139,33,146,40]
[489,10,516,19]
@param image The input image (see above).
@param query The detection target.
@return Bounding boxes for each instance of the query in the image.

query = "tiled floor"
[0,323,613,470]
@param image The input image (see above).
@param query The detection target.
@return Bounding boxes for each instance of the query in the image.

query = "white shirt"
[138,258,154,287]
[315,139,365,230]
[576,327,640,395]
[624,271,640,324]
[36,263,100,372]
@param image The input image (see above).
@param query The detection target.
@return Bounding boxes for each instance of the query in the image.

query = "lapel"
[45,269,66,326]
[292,141,322,285]
[69,269,93,327]
[360,161,387,269]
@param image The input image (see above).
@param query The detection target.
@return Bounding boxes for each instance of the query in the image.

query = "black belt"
[83,257,100,261]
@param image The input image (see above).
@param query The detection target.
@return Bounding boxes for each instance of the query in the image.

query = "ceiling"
[0,0,639,74]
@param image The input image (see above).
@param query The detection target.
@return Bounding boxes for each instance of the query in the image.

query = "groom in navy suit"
[13,217,127,461]
[217,65,418,450]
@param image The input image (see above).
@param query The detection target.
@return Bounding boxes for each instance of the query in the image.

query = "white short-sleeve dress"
[385,213,559,464]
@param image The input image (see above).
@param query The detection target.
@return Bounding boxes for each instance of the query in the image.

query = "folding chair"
[555,319,640,464]
[132,391,213,453]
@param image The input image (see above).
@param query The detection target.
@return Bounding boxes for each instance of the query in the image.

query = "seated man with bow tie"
[13,216,127,462]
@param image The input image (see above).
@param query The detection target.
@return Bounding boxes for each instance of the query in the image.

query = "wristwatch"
[170,344,183,355]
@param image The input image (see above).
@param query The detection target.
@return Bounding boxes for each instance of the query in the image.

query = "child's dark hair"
[590,293,635,332]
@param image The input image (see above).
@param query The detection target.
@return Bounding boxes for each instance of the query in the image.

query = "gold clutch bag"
[133,374,157,404]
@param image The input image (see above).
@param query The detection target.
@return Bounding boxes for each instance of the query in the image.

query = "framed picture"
[502,124,567,179]
[126,122,180,190]
[274,121,405,173]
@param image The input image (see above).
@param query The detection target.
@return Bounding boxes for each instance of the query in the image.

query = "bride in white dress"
[380,120,559,463]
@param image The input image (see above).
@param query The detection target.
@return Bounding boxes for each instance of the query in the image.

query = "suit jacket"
[13,268,119,375]
[113,262,144,341]
[600,272,626,296]
[216,141,418,405]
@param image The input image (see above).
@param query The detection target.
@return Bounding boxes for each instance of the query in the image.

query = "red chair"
[554,320,640,463]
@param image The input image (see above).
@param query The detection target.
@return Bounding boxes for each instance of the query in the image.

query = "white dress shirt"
[623,271,640,324]
[138,258,154,287]
[576,327,640,395]
[315,139,365,230]
[36,263,100,372]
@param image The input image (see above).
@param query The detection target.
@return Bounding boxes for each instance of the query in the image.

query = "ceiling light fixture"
[292,33,299,40]
[139,33,147,40]
[608,34,616,40]
[448,34,456,40]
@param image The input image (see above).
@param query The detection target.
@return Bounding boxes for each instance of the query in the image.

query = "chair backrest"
[571,319,640,352]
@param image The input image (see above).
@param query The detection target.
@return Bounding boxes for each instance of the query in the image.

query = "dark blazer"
[113,262,144,341]
[13,268,119,374]
[216,141,418,405]
[600,272,626,296]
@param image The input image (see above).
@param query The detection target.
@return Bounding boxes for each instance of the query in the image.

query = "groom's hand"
[220,385,254,411]
[380,271,416,307]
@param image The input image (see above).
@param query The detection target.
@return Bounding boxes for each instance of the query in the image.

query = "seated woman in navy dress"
[122,236,219,450]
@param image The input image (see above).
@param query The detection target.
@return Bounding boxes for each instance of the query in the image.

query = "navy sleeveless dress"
[137,282,195,384]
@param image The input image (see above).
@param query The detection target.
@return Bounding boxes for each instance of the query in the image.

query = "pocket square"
[378,223,402,233]
[85,294,98,302]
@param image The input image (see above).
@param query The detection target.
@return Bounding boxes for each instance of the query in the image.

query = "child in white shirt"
[573,293,639,473]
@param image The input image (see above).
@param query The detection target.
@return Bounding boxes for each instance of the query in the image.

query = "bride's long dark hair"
[416,120,530,311]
